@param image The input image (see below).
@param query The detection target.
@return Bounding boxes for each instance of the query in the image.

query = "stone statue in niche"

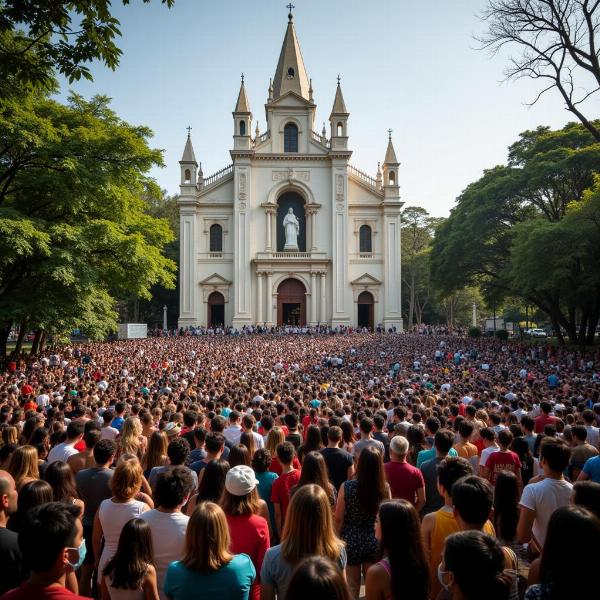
[283,208,300,251]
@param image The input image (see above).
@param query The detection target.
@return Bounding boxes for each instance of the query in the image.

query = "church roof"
[330,81,348,116]
[384,136,398,165]
[272,13,310,101]
[234,78,251,114]
[180,134,197,163]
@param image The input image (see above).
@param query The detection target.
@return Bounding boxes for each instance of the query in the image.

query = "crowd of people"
[0,332,599,600]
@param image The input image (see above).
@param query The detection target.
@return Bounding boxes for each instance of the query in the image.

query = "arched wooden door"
[357,291,374,330]
[207,291,225,327]
[277,279,306,326]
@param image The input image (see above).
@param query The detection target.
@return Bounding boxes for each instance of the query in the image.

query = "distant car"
[529,328,548,338]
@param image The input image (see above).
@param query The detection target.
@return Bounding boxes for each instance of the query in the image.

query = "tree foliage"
[0,92,176,354]
[431,120,600,345]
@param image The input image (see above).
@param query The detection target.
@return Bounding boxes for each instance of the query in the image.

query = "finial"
[241,72,244,83]
[388,128,393,140]
[186,125,192,137]
[377,161,381,172]
[337,73,341,85]
[287,3,295,21]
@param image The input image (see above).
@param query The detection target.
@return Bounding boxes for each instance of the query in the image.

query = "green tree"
[0,0,174,95]
[431,121,600,345]
[0,92,175,355]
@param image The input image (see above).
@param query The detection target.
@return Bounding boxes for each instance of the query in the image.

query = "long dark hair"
[356,446,387,515]
[286,556,351,600]
[295,451,334,499]
[378,500,429,600]
[103,518,154,590]
[7,479,53,533]
[300,425,323,461]
[43,460,79,502]
[228,444,250,468]
[493,471,520,543]
[540,506,600,599]
[197,459,229,503]
[444,531,511,600]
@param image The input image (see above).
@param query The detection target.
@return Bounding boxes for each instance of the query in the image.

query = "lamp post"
[163,305,168,331]
[472,303,477,327]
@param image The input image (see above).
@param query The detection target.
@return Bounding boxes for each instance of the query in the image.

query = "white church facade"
[178,11,403,330]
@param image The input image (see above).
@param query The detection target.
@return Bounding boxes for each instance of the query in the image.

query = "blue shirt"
[111,416,125,432]
[583,455,600,483]
[255,470,278,531]
[164,554,255,600]
[416,446,458,468]
[547,374,559,388]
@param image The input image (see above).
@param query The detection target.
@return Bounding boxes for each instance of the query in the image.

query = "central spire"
[272,9,310,101]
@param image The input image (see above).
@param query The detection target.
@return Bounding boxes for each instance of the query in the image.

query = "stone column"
[311,211,317,251]
[266,272,273,325]
[310,272,317,324]
[320,272,327,324]
[257,272,264,324]
[266,212,272,251]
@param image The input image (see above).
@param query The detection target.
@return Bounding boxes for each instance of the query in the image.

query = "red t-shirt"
[384,461,425,504]
[1,583,90,600]
[534,414,557,434]
[269,456,300,475]
[226,513,270,600]
[485,450,522,485]
[270,469,301,520]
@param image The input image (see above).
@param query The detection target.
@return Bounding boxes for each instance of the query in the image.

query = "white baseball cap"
[225,465,259,496]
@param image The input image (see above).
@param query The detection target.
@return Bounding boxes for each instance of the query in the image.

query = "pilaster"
[383,202,404,331]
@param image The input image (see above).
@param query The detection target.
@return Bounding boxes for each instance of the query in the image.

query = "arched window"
[359,225,372,253]
[239,120,246,136]
[337,122,343,136]
[209,224,223,252]
[389,171,396,185]
[284,123,298,153]
[184,169,191,183]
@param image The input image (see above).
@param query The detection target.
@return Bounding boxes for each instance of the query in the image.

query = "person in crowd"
[143,432,168,480]
[534,402,557,434]
[417,419,458,468]
[568,425,598,481]
[384,435,425,510]
[365,499,429,600]
[261,484,346,600]
[420,429,457,515]
[293,451,337,507]
[578,446,600,483]
[147,438,197,492]
[439,530,512,600]
[571,480,600,518]
[251,449,278,537]
[163,502,255,600]
[94,460,150,585]
[524,506,600,599]
[510,437,537,486]
[406,425,427,466]
[421,457,473,598]
[286,557,351,600]
[284,414,302,450]
[222,465,270,600]
[0,471,27,596]
[47,421,85,465]
[224,411,243,446]
[228,444,251,468]
[44,461,85,516]
[2,502,88,600]
[518,437,572,551]
[76,438,116,597]
[266,428,300,475]
[335,445,390,599]
[141,467,193,600]
[101,518,160,600]
[187,459,230,512]
[7,479,53,534]
[7,445,39,490]
[190,432,224,475]
[270,442,301,534]
[298,425,323,463]
[482,430,523,488]
[320,426,354,492]
[453,421,478,469]
[493,471,527,560]
[352,417,385,461]
[67,427,101,475]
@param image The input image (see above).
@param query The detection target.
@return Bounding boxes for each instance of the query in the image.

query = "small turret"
[329,76,349,150]
[233,74,252,151]
[382,130,400,200]
[179,127,198,189]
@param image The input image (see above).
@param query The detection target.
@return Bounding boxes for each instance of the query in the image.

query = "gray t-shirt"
[261,544,347,599]
[352,438,385,461]
[76,466,113,527]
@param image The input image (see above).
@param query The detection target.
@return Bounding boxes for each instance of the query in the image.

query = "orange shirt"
[453,440,478,460]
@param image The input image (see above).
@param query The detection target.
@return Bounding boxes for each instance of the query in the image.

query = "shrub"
[495,329,509,340]
[468,326,482,338]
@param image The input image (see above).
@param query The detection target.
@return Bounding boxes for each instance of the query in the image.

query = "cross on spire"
[186,125,192,136]
[241,72,244,83]
[337,73,341,85]
[388,128,393,140]
[287,3,295,20]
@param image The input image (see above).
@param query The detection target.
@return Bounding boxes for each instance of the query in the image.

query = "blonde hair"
[119,417,143,456]
[1,426,18,447]
[8,445,39,488]
[221,487,261,516]
[266,427,285,456]
[281,484,344,565]
[183,502,232,572]
[144,430,168,470]
[111,459,143,501]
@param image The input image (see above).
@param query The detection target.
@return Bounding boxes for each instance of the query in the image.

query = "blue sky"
[56,0,592,216]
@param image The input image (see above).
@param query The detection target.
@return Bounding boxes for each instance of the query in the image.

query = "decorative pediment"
[200,273,232,286]
[268,90,315,109]
[351,273,382,286]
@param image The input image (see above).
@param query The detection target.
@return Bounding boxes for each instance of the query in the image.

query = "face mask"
[437,563,451,592]
[66,539,87,571]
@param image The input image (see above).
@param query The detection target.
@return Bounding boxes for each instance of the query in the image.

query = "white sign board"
[118,323,148,339]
